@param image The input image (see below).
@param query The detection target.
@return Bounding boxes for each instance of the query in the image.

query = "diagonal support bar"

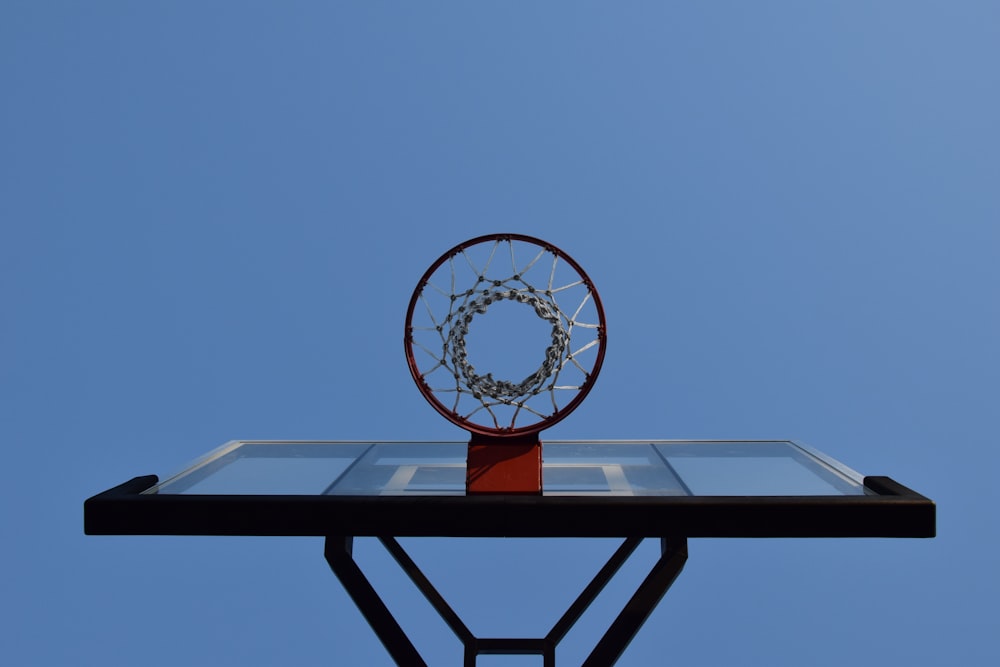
[582,537,688,667]
[324,536,427,667]
[379,537,475,646]
[547,537,643,647]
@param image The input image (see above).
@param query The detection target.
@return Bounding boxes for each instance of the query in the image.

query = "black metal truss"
[324,535,688,667]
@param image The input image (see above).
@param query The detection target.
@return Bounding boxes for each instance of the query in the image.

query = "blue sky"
[3,3,998,665]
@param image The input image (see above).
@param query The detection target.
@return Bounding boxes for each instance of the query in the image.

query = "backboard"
[84,439,934,666]
[84,439,934,538]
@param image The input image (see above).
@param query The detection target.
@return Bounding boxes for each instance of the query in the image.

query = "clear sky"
[3,3,997,665]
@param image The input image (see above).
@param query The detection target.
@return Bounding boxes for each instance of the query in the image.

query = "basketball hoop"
[405,234,607,494]
[405,233,607,439]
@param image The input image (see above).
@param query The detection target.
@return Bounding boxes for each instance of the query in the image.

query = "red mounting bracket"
[466,433,542,495]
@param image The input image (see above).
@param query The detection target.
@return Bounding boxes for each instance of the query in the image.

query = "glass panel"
[147,440,866,497]
[542,443,688,496]
[657,441,864,496]
[169,456,356,495]
[326,443,467,495]
[154,443,371,495]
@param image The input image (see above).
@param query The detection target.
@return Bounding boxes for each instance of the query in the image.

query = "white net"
[407,236,605,433]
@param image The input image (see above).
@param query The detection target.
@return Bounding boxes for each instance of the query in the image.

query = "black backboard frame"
[85,473,934,538]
